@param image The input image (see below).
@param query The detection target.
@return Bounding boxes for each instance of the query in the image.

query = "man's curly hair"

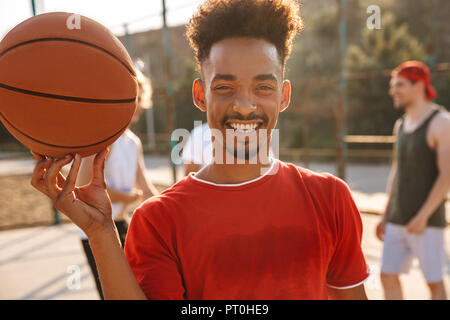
[186,0,303,70]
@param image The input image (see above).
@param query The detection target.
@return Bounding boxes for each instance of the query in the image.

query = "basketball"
[0,12,137,158]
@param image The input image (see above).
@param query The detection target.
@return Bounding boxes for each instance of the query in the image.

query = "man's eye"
[257,85,274,91]
[214,86,232,91]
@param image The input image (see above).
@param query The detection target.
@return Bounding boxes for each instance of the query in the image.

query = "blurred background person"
[376,61,450,300]
[75,67,159,299]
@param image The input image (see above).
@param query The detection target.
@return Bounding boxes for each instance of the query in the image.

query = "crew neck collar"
[188,158,278,188]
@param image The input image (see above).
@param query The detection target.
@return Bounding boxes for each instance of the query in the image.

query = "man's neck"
[404,98,433,122]
[194,159,273,185]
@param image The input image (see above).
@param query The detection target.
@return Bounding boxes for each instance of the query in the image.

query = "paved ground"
[0,155,449,299]
[0,214,448,300]
[0,155,391,194]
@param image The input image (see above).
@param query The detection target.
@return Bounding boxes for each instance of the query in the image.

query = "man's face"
[193,38,290,162]
[389,76,423,110]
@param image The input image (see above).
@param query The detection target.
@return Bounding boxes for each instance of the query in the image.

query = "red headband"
[391,61,437,100]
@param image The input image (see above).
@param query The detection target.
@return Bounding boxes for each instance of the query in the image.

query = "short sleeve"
[326,177,371,289]
[124,203,186,299]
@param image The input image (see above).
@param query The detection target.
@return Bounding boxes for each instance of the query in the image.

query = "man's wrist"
[415,209,431,221]
[87,222,119,246]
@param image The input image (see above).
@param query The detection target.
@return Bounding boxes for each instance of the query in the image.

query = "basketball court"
[0,0,449,301]
[1,212,448,300]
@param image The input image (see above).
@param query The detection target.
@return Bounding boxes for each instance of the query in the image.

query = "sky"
[0,0,204,40]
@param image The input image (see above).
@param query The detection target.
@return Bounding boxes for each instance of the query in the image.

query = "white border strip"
[326,265,373,290]
[190,158,276,187]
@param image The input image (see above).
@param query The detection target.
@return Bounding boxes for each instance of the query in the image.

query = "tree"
[345,12,426,135]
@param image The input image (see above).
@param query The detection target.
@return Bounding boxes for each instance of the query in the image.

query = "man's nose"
[232,93,256,117]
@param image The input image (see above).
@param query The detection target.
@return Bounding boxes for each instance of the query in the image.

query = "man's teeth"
[229,123,259,130]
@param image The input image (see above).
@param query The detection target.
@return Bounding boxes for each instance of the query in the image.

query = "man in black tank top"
[376,61,450,300]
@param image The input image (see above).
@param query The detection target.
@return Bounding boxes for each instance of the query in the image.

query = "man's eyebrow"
[211,74,236,82]
[253,74,277,81]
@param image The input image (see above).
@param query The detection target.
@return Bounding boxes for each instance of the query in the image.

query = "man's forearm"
[88,227,147,300]
[382,170,397,221]
[416,173,450,221]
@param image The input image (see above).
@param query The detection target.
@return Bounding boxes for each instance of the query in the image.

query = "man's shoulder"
[134,177,193,216]
[428,106,450,140]
[278,161,353,217]
[279,160,337,181]
[431,107,450,127]
[277,160,340,193]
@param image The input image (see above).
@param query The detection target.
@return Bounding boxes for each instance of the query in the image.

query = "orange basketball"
[0,12,137,158]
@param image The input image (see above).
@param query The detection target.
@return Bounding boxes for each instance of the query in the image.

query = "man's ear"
[193,78,207,112]
[280,80,291,112]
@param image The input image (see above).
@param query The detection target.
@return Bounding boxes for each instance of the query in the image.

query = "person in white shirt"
[182,122,212,175]
[76,68,159,299]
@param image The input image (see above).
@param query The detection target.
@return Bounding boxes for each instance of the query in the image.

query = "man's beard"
[394,97,412,110]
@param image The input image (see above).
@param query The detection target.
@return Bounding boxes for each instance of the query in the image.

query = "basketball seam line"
[0,37,136,77]
[0,110,129,148]
[0,83,136,104]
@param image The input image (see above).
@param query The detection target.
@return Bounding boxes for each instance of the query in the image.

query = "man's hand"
[375,219,386,241]
[31,149,115,238]
[406,215,428,234]
[31,149,148,300]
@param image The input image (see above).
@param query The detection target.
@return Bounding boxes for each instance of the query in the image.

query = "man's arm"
[88,227,148,299]
[376,119,401,241]
[327,284,368,300]
[407,113,450,234]
[31,151,147,299]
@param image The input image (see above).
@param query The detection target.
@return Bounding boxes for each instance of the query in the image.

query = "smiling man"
[30,0,370,300]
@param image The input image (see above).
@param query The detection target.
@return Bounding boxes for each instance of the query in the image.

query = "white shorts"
[380,223,447,283]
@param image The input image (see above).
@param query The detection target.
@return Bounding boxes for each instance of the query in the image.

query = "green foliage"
[1,1,449,155]
[285,0,364,149]
[345,13,427,135]
[346,13,425,72]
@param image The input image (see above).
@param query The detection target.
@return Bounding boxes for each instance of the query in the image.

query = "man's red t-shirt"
[124,160,370,299]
